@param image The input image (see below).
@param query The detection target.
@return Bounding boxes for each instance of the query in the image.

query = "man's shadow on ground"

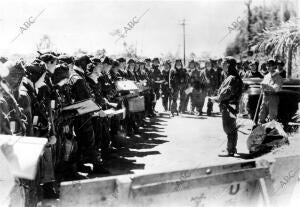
[102,114,169,175]
[235,147,274,159]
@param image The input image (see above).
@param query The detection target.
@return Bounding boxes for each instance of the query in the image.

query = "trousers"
[171,88,179,114]
[190,89,205,113]
[258,94,279,124]
[179,84,188,112]
[221,104,238,153]
[162,87,171,111]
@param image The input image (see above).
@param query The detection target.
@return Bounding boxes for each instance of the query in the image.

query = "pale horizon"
[0,0,275,58]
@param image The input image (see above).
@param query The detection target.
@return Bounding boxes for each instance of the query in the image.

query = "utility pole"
[245,0,252,56]
[135,41,137,57]
[180,18,186,65]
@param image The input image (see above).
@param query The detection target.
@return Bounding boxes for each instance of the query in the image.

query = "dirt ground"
[100,99,300,177]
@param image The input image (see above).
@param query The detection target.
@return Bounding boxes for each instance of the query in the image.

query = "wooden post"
[287,45,293,78]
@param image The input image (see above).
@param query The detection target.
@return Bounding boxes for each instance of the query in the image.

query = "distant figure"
[244,61,263,79]
[161,61,171,111]
[149,58,162,114]
[276,60,286,78]
[170,59,189,115]
[260,62,268,76]
[258,59,283,124]
[215,58,225,89]
[200,60,218,116]
[190,60,204,115]
[239,61,250,78]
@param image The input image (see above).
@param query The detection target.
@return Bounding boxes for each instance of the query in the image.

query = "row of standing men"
[0,54,222,201]
[0,54,285,201]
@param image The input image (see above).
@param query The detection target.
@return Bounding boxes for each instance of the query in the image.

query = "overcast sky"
[0,0,276,58]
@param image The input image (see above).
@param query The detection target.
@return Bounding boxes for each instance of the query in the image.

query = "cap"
[267,59,275,66]
[74,55,92,71]
[75,55,92,64]
[164,60,171,67]
[188,60,195,65]
[7,61,26,78]
[112,61,120,68]
[25,62,46,81]
[127,59,135,64]
[45,51,60,57]
[91,57,101,64]
[52,64,69,85]
[58,55,74,65]
[210,59,217,64]
[39,54,57,63]
[276,60,285,66]
[152,58,159,63]
[103,57,114,65]
[117,57,126,63]
[224,56,237,66]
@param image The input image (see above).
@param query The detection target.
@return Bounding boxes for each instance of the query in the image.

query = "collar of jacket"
[34,72,47,93]
[88,73,99,84]
[74,65,84,74]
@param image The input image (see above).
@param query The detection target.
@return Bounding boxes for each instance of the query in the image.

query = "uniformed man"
[74,55,92,78]
[144,58,152,74]
[4,61,27,135]
[139,60,152,117]
[138,62,149,81]
[210,57,243,156]
[116,57,128,79]
[169,61,178,116]
[58,55,75,70]
[200,60,218,116]
[9,59,59,198]
[38,54,62,158]
[123,59,140,134]
[161,61,171,112]
[85,61,105,150]
[0,79,11,134]
[244,61,263,78]
[52,63,85,179]
[56,62,108,175]
[215,58,225,89]
[190,60,205,115]
[174,59,189,113]
[189,60,203,114]
[258,59,283,124]
[169,59,184,115]
[276,60,286,78]
[98,57,120,156]
[134,61,141,79]
[110,61,123,81]
[127,59,137,81]
[149,58,162,115]
[133,61,142,82]
[0,76,30,205]
[260,62,268,76]
[24,62,61,198]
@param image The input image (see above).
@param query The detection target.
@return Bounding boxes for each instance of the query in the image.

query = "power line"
[179,18,187,65]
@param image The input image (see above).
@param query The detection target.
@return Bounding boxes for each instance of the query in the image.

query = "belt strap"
[221,103,238,115]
